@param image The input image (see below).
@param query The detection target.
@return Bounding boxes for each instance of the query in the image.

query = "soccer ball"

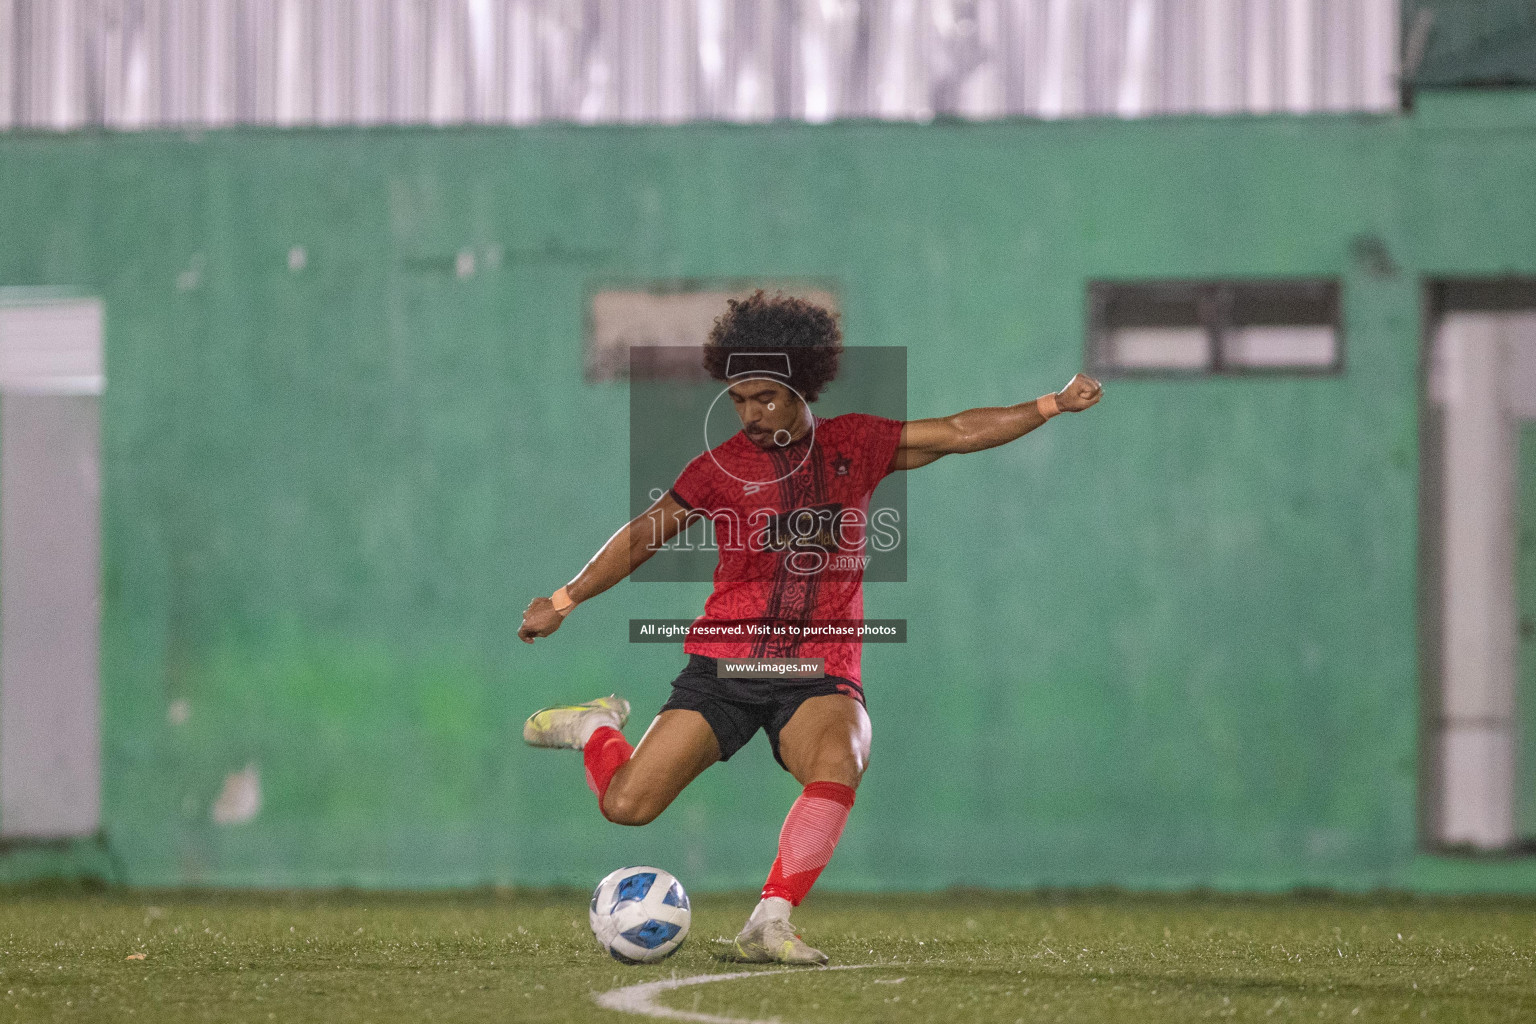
[589,865,691,964]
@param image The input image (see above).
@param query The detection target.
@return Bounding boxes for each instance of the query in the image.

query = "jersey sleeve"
[668,452,715,510]
[851,413,906,493]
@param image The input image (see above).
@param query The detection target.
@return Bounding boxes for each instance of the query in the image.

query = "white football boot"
[731,916,829,965]
[521,694,630,749]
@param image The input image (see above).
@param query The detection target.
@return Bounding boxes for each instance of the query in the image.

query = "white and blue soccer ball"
[589,865,691,964]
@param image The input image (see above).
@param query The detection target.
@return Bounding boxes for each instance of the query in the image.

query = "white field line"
[593,964,877,1023]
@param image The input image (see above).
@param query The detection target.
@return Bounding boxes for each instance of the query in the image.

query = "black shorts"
[658,653,867,771]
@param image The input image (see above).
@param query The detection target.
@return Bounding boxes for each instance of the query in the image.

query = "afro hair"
[702,290,842,403]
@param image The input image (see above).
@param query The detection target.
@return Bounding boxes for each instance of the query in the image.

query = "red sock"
[761,781,856,906]
[583,726,632,804]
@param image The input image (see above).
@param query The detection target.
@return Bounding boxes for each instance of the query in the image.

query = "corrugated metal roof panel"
[0,0,1401,131]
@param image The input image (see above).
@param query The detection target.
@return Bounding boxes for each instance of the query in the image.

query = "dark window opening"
[1089,280,1341,375]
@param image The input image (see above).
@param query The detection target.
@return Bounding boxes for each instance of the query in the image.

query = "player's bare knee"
[838,743,871,787]
[600,788,661,827]
[803,755,864,790]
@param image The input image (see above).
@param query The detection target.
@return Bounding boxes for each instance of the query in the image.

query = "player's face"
[727,379,804,449]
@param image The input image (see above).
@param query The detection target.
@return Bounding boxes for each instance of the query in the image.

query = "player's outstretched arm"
[517,490,695,644]
[888,373,1103,472]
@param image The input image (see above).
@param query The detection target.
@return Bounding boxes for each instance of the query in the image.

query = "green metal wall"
[1,89,1535,892]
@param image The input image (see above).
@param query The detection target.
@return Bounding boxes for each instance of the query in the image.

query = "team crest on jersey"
[832,454,852,476]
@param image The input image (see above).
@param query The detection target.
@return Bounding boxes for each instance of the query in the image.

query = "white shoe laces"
[760,918,804,946]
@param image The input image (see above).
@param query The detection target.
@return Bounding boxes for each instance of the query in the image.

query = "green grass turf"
[3,889,1534,1022]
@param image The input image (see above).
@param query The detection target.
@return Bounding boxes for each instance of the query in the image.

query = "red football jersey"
[668,412,905,685]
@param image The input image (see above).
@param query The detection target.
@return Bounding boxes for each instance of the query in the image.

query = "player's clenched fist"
[518,596,565,643]
[1056,373,1103,413]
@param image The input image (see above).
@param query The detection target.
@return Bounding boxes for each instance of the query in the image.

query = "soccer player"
[519,291,1102,964]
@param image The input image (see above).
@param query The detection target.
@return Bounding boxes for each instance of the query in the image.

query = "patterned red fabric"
[669,412,904,686]
[760,781,856,906]
[583,726,632,809]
